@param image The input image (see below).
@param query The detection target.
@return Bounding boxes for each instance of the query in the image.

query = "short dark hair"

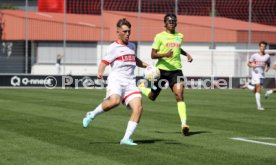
[259,41,268,46]
[117,18,131,28]
[164,13,177,23]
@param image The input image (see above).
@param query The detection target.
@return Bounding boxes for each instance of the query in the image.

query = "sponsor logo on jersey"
[116,54,136,62]
[166,42,181,48]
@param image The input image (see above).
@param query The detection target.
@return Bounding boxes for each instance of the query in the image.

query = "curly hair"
[164,13,177,23]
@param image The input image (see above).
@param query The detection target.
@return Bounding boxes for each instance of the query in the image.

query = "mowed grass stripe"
[0,129,123,165]
[0,89,98,110]
[0,109,200,164]
[2,109,274,165]
[1,89,276,165]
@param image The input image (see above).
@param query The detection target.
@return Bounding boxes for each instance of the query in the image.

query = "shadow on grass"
[134,139,164,144]
[135,139,183,145]
[89,131,210,145]
[89,139,173,145]
[188,131,210,136]
[155,130,210,137]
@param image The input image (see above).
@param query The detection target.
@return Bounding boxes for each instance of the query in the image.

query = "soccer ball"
[144,66,160,80]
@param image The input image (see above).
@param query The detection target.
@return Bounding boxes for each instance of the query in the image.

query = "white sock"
[247,84,255,91]
[122,121,138,140]
[87,104,104,118]
[181,120,187,126]
[255,93,261,108]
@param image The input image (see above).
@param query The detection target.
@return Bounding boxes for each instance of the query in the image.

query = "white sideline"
[231,137,276,147]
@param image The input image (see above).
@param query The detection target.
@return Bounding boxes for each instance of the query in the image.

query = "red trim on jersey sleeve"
[248,60,256,65]
[122,91,141,104]
[102,60,109,65]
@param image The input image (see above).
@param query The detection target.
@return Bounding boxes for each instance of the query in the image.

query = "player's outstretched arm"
[265,60,271,72]
[181,49,193,62]
[136,57,148,68]
[265,65,270,72]
[151,49,173,59]
[97,61,107,79]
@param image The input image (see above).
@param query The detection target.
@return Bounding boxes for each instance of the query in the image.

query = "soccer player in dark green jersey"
[139,13,193,136]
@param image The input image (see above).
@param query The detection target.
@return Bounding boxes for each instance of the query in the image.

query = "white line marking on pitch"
[231,137,276,147]
[250,137,275,140]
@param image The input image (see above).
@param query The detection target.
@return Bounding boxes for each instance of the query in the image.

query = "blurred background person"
[56,54,63,75]
[243,41,270,110]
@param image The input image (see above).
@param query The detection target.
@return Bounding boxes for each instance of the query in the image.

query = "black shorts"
[151,69,185,94]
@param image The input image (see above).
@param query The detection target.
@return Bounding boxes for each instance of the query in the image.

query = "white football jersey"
[102,41,137,80]
[249,52,270,78]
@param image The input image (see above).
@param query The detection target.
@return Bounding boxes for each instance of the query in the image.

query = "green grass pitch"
[0,88,276,165]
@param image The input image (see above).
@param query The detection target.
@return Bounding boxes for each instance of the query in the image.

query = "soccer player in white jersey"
[244,41,270,110]
[265,64,276,99]
[82,18,148,145]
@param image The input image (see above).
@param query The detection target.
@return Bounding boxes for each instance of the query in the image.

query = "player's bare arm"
[151,49,173,59]
[136,57,148,68]
[97,61,107,79]
[181,49,193,62]
[265,63,270,72]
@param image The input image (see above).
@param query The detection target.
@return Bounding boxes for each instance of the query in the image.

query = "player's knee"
[138,105,143,112]
[148,93,158,101]
[174,93,183,101]
[110,98,120,107]
[149,95,157,101]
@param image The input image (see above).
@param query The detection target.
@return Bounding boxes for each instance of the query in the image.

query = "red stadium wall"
[38,0,64,13]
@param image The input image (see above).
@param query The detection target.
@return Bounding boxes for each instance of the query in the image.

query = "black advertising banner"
[0,74,275,89]
[0,75,107,88]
